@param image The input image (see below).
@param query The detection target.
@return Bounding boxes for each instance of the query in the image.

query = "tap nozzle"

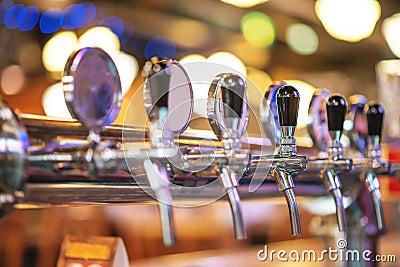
[142,57,193,246]
[363,103,386,233]
[319,94,349,231]
[321,169,347,231]
[209,73,248,240]
[143,159,176,246]
[364,171,386,233]
[274,85,303,236]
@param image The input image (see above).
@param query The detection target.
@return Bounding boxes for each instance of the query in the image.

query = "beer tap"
[306,94,351,231]
[270,85,307,236]
[142,57,194,246]
[207,73,249,240]
[360,103,386,233]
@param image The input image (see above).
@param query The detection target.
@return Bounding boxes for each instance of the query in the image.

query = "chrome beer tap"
[257,84,307,236]
[360,103,387,233]
[207,73,249,240]
[309,94,351,231]
[142,56,194,246]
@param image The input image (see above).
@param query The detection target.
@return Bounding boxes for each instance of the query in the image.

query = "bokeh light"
[180,54,207,64]
[42,82,72,119]
[81,2,96,27]
[110,51,138,96]
[40,7,63,34]
[241,11,275,48]
[4,3,24,29]
[208,51,247,77]
[220,0,269,8]
[382,13,400,58]
[179,52,247,117]
[246,67,272,108]
[286,23,319,55]
[17,5,39,31]
[1,64,25,95]
[78,26,120,55]
[145,36,176,60]
[315,0,381,42]
[0,0,14,24]
[62,4,86,30]
[98,16,124,39]
[42,31,78,73]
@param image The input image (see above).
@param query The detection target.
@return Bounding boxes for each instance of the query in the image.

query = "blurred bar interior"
[1,0,400,266]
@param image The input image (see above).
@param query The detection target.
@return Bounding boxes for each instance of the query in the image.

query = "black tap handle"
[220,74,246,118]
[366,103,384,137]
[276,85,300,127]
[326,94,347,131]
[264,81,287,101]
[145,58,172,109]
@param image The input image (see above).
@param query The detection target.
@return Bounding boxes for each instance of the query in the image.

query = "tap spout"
[364,171,386,233]
[220,167,247,240]
[321,169,347,231]
[143,159,176,246]
[273,168,302,236]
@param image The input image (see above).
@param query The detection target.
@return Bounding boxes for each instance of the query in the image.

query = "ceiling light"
[382,13,400,58]
[315,0,381,42]
[42,82,72,119]
[220,0,268,8]
[78,26,120,55]
[286,23,319,55]
[1,65,25,95]
[241,12,275,48]
[110,51,138,96]
[42,31,78,73]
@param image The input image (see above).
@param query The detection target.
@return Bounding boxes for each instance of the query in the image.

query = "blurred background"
[1,0,400,266]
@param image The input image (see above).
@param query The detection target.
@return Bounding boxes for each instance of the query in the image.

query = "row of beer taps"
[0,48,397,252]
[140,56,395,247]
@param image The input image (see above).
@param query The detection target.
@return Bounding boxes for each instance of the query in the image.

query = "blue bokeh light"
[4,3,24,29]
[0,0,14,24]
[81,2,96,27]
[99,16,124,38]
[62,4,85,30]
[40,7,63,34]
[17,6,39,31]
[145,36,176,60]
[120,22,134,45]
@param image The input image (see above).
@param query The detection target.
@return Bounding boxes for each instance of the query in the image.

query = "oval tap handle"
[276,85,300,128]
[326,94,347,132]
[221,74,246,119]
[366,103,384,138]
[143,57,173,110]
[208,73,248,142]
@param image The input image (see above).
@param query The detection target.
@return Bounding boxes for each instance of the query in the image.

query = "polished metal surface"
[63,47,122,134]
[0,99,29,198]
[207,73,249,139]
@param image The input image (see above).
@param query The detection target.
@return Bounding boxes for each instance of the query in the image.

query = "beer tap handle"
[326,94,347,160]
[221,74,246,119]
[326,94,347,143]
[276,85,300,156]
[277,85,300,130]
[274,85,302,236]
[366,103,384,149]
[208,73,248,240]
[143,57,173,122]
[208,73,248,141]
